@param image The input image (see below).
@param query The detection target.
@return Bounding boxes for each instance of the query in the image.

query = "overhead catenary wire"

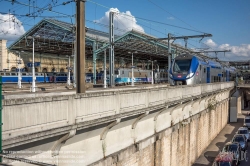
[2,0,231,61]
[3,0,74,17]
[86,0,210,34]
[147,0,203,33]
[0,0,75,37]
[85,0,218,55]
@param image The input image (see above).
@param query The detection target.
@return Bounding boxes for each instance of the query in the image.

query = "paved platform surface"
[2,83,170,99]
[193,109,250,166]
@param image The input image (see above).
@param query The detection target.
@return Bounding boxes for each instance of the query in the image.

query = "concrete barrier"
[2,82,234,147]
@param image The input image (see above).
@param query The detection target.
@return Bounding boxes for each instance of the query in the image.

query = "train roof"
[193,55,222,68]
[206,60,222,68]
[174,54,238,70]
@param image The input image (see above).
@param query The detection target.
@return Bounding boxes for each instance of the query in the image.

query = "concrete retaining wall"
[90,100,229,166]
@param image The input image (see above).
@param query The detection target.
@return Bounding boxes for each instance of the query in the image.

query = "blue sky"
[0,0,250,61]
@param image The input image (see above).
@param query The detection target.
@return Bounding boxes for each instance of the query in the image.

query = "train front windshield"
[173,60,191,73]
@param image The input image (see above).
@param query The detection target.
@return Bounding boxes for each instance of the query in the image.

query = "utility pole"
[76,0,86,93]
[109,11,115,87]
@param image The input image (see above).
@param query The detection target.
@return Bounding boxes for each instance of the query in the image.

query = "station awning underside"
[8,19,192,64]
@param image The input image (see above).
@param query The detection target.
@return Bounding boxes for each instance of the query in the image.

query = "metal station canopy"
[8,19,193,63]
[8,19,104,56]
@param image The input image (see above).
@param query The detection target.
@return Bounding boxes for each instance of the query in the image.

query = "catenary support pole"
[0,76,2,162]
[93,41,96,84]
[32,37,36,92]
[104,50,107,88]
[109,11,115,87]
[151,61,154,85]
[67,56,71,86]
[73,40,76,88]
[76,0,86,93]
[17,52,22,88]
[131,52,134,86]
[168,33,171,84]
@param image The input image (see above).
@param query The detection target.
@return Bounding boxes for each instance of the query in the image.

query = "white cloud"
[204,39,217,48]
[0,14,25,41]
[167,17,175,20]
[95,8,144,35]
[203,39,250,61]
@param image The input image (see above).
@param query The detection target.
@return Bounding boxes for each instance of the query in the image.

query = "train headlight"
[186,73,194,79]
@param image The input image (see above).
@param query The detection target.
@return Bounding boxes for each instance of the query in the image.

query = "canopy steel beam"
[157,33,212,49]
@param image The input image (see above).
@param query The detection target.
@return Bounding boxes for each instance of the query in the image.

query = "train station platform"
[2,82,170,99]
[193,109,250,166]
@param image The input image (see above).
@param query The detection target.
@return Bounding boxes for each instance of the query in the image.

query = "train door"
[206,67,210,83]
[199,65,202,84]
[44,73,46,83]
[202,66,206,83]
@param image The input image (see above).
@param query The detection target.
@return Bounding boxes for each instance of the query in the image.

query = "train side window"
[11,73,16,76]
[5,73,10,76]
[22,73,26,75]
[204,68,206,73]
[0,73,4,76]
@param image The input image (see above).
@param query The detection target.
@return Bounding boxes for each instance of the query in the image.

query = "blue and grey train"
[114,68,168,85]
[0,72,92,83]
[169,53,237,85]
[0,72,74,83]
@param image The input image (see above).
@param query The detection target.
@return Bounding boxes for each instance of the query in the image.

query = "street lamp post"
[128,51,137,86]
[16,51,23,88]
